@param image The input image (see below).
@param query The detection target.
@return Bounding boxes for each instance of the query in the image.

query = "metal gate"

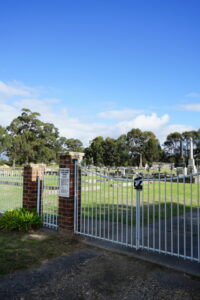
[74,164,200,262]
[38,170,59,229]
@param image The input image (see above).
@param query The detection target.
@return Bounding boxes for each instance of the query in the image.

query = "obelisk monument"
[187,137,197,174]
[177,138,187,175]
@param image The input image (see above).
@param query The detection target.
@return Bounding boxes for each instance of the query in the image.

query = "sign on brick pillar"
[58,152,84,232]
[23,164,45,211]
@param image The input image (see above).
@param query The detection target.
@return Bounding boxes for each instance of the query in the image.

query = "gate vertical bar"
[74,160,77,233]
[37,176,41,215]
[197,173,200,262]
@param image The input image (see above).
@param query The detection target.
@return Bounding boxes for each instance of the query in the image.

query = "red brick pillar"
[23,164,45,211]
[59,152,84,232]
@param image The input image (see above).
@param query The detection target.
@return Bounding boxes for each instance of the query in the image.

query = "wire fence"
[0,169,23,213]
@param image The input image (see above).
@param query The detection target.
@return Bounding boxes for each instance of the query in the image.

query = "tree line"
[0,108,199,167]
[0,109,84,166]
[84,130,200,166]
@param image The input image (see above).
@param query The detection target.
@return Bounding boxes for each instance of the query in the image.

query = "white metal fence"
[39,170,59,229]
[74,165,200,262]
[0,169,23,213]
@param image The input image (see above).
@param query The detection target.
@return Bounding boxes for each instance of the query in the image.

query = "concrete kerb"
[28,226,200,279]
[80,236,200,279]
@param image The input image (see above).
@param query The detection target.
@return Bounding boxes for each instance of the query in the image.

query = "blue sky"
[0,0,200,145]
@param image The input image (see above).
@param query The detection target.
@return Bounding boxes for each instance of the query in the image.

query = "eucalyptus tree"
[126,129,161,166]
[115,134,129,166]
[163,130,200,164]
[58,137,84,152]
[6,108,61,165]
[102,137,118,166]
[87,136,104,166]
[0,125,10,157]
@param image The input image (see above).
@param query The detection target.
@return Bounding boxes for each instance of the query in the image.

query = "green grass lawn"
[81,179,199,207]
[0,231,81,275]
[80,179,199,225]
[42,176,199,226]
[0,185,23,211]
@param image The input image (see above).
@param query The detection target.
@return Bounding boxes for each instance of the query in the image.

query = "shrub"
[0,208,42,232]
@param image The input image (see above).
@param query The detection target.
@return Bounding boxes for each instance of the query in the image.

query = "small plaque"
[59,168,70,197]
[134,176,143,190]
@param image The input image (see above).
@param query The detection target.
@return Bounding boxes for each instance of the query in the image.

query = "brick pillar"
[59,152,84,232]
[23,164,45,211]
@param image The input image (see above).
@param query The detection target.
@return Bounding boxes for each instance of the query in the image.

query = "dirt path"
[0,246,199,300]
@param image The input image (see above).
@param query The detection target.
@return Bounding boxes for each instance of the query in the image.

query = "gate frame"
[74,164,200,263]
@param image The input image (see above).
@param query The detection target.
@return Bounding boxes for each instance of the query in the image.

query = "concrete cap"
[59,151,85,160]
[25,163,46,168]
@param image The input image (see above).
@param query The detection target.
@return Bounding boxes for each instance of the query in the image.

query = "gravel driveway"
[0,246,199,300]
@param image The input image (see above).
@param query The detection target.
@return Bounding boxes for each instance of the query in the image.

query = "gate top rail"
[77,164,200,183]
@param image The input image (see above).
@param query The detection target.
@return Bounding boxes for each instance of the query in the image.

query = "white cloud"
[182,104,200,112]
[0,98,196,145]
[0,104,20,126]
[0,99,171,144]
[158,124,195,144]
[14,98,56,114]
[116,113,169,133]
[185,92,200,98]
[44,98,60,104]
[0,81,34,97]
[54,113,191,145]
[97,109,143,120]
[0,80,197,146]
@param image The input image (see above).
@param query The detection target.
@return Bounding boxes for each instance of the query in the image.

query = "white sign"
[59,168,70,197]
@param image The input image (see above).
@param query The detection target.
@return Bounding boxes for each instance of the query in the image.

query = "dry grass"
[0,230,81,275]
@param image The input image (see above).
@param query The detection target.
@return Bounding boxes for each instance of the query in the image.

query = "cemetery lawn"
[0,185,23,211]
[1,177,199,226]
[22,179,200,225]
[81,180,199,225]
[0,230,81,275]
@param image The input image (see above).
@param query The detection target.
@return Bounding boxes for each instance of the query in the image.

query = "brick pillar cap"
[24,163,46,169]
[59,151,85,160]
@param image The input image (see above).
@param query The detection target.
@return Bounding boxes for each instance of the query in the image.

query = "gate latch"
[134,176,143,190]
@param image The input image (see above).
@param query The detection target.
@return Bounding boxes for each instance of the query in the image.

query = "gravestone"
[176,167,187,176]
[125,168,133,175]
[119,167,126,176]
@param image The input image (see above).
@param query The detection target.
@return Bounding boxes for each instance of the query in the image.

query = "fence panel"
[142,173,200,262]
[74,165,200,262]
[0,168,23,213]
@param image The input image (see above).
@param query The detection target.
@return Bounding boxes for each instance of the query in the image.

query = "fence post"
[134,176,142,250]
[58,152,84,233]
[23,164,45,211]
[136,190,141,250]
